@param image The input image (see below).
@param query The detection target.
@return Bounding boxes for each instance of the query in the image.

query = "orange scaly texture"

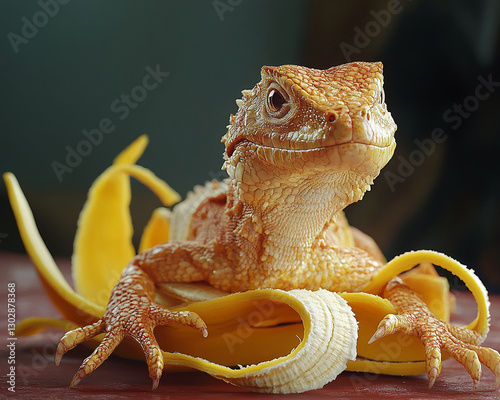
[56,62,500,390]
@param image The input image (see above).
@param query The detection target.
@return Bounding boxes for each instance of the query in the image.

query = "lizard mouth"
[226,137,394,159]
[225,136,396,176]
[226,137,251,158]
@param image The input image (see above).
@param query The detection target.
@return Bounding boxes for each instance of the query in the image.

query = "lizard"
[55,62,500,390]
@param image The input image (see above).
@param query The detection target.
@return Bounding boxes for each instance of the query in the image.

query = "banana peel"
[4,135,491,393]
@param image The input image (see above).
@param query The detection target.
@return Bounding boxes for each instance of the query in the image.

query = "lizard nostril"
[327,112,337,123]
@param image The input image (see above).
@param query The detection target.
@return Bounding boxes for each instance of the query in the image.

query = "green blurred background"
[1,0,499,291]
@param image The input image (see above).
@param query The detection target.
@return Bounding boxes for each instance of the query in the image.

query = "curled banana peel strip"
[4,136,491,393]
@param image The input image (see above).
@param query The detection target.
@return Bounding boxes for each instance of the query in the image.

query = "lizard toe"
[479,347,500,388]
[368,313,415,344]
[123,313,165,389]
[445,322,483,346]
[425,347,442,389]
[444,340,482,390]
[152,307,208,338]
[468,346,500,388]
[414,316,483,389]
[55,320,105,366]
[70,329,126,387]
[465,349,482,390]
[137,307,208,389]
[146,345,164,391]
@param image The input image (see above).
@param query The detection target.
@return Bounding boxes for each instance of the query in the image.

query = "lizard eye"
[268,89,285,112]
[265,83,291,119]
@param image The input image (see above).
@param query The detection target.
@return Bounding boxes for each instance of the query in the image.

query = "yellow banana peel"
[4,136,491,393]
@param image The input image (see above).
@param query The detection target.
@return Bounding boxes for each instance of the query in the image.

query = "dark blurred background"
[1,0,499,291]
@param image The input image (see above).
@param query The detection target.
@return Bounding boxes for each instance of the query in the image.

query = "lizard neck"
[225,168,369,268]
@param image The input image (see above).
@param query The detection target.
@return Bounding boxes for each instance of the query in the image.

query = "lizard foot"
[55,278,208,390]
[369,281,500,389]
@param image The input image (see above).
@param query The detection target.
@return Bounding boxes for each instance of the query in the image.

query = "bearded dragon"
[55,62,500,390]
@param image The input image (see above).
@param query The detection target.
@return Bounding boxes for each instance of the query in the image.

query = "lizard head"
[222,62,396,207]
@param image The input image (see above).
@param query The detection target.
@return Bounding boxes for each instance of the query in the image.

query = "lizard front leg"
[55,241,214,389]
[370,278,500,389]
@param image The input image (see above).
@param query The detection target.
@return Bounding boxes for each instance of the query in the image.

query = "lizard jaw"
[225,138,396,176]
[225,119,395,159]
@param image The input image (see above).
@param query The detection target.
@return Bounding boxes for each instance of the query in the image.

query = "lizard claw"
[368,314,407,344]
[428,367,439,389]
[370,312,500,389]
[55,320,105,366]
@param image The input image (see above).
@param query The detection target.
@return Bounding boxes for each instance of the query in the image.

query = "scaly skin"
[56,62,500,390]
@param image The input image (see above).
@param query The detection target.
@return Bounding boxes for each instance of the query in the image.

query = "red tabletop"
[1,251,499,399]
